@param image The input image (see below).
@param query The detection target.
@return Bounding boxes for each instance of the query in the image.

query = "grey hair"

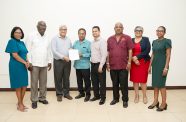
[134,26,144,32]
[59,25,67,30]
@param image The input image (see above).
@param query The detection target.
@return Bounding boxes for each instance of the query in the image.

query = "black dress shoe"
[148,102,159,109]
[64,95,73,100]
[39,100,49,104]
[123,102,128,108]
[57,96,62,102]
[75,94,85,99]
[90,97,100,102]
[32,102,37,109]
[157,104,167,112]
[84,95,90,102]
[110,100,119,105]
[99,99,105,105]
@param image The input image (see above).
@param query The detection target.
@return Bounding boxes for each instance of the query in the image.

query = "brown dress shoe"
[64,95,73,100]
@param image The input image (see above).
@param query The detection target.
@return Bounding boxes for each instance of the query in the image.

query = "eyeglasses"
[60,29,67,31]
[14,32,22,34]
[135,30,143,32]
[156,30,164,32]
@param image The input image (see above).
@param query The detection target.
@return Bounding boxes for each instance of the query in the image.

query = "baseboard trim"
[0,86,186,91]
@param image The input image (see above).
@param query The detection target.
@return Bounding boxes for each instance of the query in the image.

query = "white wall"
[0,0,186,88]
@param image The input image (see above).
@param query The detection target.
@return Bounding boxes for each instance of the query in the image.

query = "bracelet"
[128,62,131,65]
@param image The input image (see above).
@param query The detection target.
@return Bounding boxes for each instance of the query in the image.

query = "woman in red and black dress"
[130,26,151,104]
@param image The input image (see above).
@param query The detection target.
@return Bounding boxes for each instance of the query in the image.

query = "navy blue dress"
[5,38,28,88]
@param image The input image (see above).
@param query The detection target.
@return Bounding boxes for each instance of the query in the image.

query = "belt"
[91,62,100,65]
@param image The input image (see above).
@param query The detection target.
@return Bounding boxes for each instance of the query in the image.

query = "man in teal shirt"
[73,28,91,102]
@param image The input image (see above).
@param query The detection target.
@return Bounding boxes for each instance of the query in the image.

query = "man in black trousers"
[73,28,91,102]
[90,26,107,105]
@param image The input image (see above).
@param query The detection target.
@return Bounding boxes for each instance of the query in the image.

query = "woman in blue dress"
[5,27,30,112]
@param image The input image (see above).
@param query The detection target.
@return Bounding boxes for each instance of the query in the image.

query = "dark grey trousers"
[53,59,71,97]
[30,66,47,102]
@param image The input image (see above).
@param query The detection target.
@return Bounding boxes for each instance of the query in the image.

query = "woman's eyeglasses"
[156,30,164,32]
[135,30,143,32]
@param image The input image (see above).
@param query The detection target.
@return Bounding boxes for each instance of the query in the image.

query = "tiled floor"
[0,90,186,122]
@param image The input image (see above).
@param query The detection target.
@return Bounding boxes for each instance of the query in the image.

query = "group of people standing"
[5,21,172,112]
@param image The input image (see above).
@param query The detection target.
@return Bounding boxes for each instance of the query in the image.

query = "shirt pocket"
[81,46,88,53]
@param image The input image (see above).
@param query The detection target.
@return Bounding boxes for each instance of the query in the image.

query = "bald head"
[114,22,124,35]
[115,22,123,28]
[37,21,46,36]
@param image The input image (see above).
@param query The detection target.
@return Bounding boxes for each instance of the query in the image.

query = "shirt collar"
[114,33,125,38]
[58,34,67,39]
[36,31,45,37]
[78,39,86,43]
[94,36,101,41]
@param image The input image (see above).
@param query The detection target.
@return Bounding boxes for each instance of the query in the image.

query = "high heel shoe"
[148,102,159,109]
[157,104,167,111]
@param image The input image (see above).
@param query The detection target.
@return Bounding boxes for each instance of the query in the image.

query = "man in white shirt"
[90,26,107,105]
[26,21,52,109]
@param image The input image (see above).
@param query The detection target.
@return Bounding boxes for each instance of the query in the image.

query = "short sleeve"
[22,41,28,53]
[107,38,110,51]
[127,36,134,50]
[72,41,77,49]
[165,39,172,49]
[5,39,19,53]
[152,40,155,47]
